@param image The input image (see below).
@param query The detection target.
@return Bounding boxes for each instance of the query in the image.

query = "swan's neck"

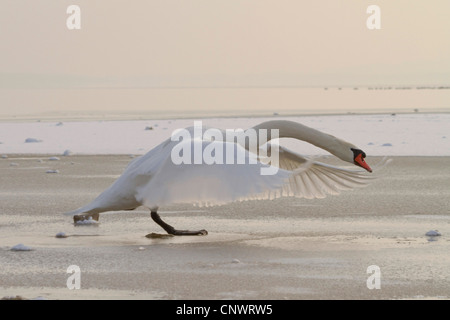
[250,120,355,162]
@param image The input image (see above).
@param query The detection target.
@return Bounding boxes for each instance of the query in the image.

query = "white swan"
[65,120,374,235]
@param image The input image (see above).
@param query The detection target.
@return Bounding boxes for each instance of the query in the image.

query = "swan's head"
[325,137,372,173]
[351,148,372,172]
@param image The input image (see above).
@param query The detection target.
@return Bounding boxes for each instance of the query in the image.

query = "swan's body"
[65,120,374,235]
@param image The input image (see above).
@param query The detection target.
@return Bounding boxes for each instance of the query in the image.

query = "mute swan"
[65,120,374,236]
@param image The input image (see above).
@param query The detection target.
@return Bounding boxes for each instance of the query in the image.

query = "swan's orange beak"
[354,154,372,172]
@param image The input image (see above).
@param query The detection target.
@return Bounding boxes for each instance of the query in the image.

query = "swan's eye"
[351,148,367,162]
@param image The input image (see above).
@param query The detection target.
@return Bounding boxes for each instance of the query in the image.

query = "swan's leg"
[150,211,208,236]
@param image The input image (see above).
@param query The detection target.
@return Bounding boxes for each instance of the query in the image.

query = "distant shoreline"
[2,85,449,121]
[1,108,449,123]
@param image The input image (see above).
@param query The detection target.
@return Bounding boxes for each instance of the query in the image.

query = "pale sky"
[1,0,449,117]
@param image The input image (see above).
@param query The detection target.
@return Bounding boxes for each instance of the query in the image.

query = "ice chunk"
[1,295,27,300]
[75,216,98,225]
[10,244,33,251]
[425,230,441,237]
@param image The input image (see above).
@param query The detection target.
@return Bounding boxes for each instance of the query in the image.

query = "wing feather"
[263,144,376,199]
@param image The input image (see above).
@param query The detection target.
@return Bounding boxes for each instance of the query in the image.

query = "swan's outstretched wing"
[135,140,292,208]
[64,136,381,215]
[264,144,377,199]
